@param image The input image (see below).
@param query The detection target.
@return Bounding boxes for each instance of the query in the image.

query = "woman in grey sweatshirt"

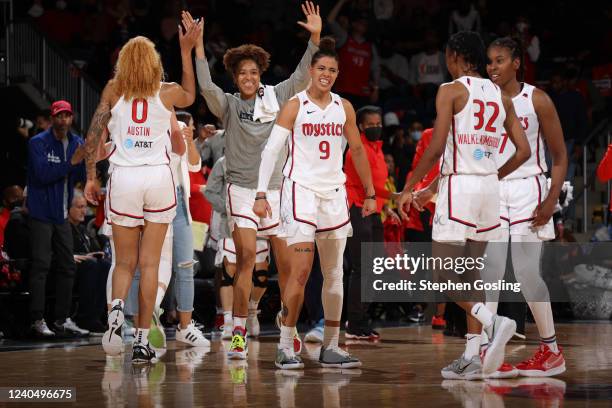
[183,3,321,358]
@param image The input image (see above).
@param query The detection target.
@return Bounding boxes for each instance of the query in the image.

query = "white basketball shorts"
[278,178,352,246]
[499,174,555,240]
[433,174,501,242]
[226,183,280,236]
[214,237,270,267]
[107,165,176,227]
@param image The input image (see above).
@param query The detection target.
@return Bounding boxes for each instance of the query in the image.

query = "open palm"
[297,2,322,34]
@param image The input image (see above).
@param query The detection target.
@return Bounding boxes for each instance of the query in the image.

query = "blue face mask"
[410,130,422,141]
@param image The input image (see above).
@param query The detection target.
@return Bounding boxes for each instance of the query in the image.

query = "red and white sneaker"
[293,328,303,355]
[516,344,566,377]
[487,362,519,379]
[431,315,446,330]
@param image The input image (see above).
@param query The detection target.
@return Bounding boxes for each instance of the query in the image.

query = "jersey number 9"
[319,141,330,160]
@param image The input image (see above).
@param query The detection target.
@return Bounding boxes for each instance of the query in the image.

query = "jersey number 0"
[131,99,148,124]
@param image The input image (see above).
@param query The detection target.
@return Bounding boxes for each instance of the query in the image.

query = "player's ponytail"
[489,36,525,81]
[311,37,338,66]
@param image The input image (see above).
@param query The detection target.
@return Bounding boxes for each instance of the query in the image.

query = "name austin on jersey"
[124,125,152,148]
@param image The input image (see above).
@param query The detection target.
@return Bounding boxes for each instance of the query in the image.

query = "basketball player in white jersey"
[398,31,531,379]
[482,37,567,377]
[254,37,376,369]
[83,22,203,363]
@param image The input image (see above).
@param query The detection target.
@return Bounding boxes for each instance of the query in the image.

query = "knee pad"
[252,269,268,288]
[221,268,234,287]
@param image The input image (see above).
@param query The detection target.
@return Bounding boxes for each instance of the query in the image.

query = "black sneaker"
[132,342,158,364]
[345,323,375,340]
[408,306,425,323]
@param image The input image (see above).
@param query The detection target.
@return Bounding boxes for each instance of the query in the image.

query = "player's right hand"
[253,199,272,219]
[84,179,102,206]
[181,11,204,46]
[397,190,413,221]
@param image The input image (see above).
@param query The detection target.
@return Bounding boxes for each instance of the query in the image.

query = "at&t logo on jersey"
[472,148,493,160]
[124,138,152,149]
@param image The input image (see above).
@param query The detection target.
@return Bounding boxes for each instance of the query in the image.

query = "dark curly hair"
[446,31,487,77]
[311,37,338,66]
[488,36,524,81]
[223,44,270,76]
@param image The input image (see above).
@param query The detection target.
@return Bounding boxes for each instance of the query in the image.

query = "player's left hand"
[413,188,434,212]
[178,15,203,52]
[531,197,556,227]
[182,125,194,142]
[297,2,322,35]
[361,198,377,217]
[397,190,413,221]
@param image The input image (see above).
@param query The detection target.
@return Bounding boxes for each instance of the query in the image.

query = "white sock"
[541,335,559,353]
[464,334,481,359]
[111,298,124,309]
[136,328,149,345]
[233,317,247,331]
[323,325,340,349]
[470,303,494,328]
[223,311,232,326]
[155,287,165,310]
[280,325,294,350]
[248,300,259,311]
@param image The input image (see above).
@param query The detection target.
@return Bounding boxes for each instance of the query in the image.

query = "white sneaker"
[482,315,517,375]
[103,303,125,356]
[32,319,55,337]
[222,323,233,340]
[54,318,90,337]
[304,321,324,344]
[176,321,211,347]
[247,309,260,337]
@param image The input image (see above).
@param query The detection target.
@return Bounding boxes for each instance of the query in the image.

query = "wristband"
[255,196,267,200]
[365,195,376,201]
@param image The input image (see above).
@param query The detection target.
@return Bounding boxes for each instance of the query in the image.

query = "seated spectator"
[1,186,24,250]
[68,192,109,335]
[3,189,29,261]
[448,0,481,34]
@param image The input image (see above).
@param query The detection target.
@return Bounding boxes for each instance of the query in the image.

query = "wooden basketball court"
[1,323,611,407]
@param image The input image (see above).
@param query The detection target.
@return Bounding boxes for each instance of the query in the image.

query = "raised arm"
[327,0,348,47]
[343,99,376,217]
[532,88,567,227]
[274,2,321,103]
[497,94,531,180]
[182,11,229,119]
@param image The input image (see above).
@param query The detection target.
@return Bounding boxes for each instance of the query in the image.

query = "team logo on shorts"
[433,213,446,225]
[124,138,134,149]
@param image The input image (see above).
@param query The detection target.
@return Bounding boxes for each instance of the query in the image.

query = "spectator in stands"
[378,36,410,99]
[344,106,396,340]
[549,70,588,182]
[34,109,52,133]
[597,143,612,216]
[68,192,109,335]
[448,0,481,34]
[3,188,29,261]
[195,124,225,169]
[328,0,380,107]
[514,16,540,84]
[1,186,24,250]
[409,30,446,123]
[2,118,32,189]
[26,100,89,338]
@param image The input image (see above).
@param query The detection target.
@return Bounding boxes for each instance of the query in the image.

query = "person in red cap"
[26,98,90,338]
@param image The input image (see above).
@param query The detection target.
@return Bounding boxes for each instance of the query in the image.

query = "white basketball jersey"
[282,91,346,191]
[497,83,547,179]
[440,76,506,176]
[107,88,172,166]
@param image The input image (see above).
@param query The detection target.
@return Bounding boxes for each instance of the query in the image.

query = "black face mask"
[364,126,383,141]
[7,200,23,210]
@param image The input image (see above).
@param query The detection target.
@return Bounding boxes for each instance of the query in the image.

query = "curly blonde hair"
[114,36,163,100]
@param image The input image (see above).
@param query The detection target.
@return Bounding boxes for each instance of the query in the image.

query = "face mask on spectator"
[364,127,383,141]
[410,130,422,141]
[7,199,24,210]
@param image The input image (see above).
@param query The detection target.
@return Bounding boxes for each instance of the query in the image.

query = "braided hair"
[489,36,524,81]
[446,31,487,77]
